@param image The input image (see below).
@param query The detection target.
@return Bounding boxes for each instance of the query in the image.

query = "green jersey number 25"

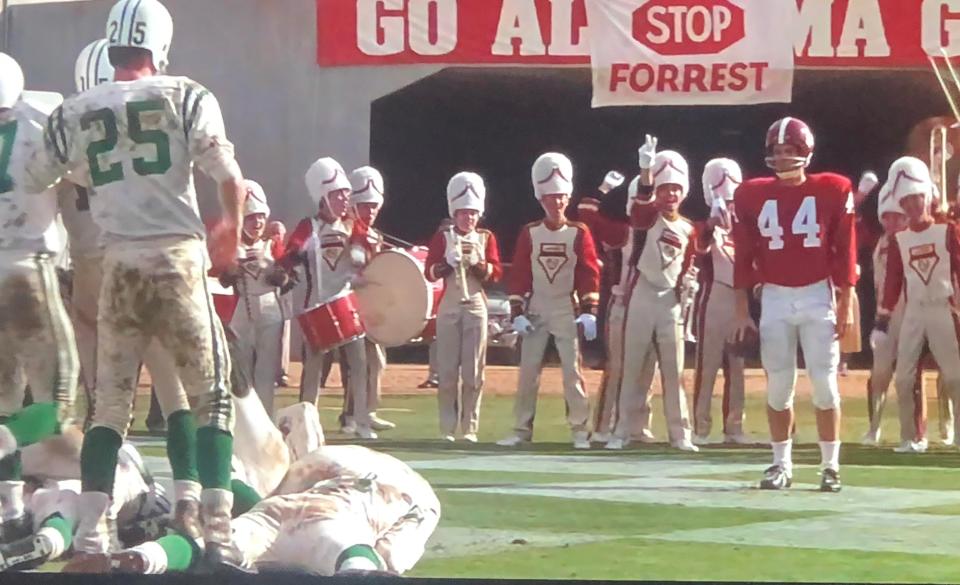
[81,99,172,187]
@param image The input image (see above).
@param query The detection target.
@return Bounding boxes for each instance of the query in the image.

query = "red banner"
[316,0,960,68]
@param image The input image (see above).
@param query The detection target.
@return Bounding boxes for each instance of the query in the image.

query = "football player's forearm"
[219,176,244,236]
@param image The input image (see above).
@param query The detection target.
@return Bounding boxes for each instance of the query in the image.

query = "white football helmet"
[75,39,114,93]
[0,53,24,109]
[349,166,385,209]
[305,157,351,207]
[652,150,690,199]
[106,0,173,73]
[886,156,933,210]
[702,158,742,207]
[532,152,574,199]
[447,172,486,217]
[243,180,270,218]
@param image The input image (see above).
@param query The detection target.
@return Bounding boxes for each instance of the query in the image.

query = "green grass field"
[114,388,960,582]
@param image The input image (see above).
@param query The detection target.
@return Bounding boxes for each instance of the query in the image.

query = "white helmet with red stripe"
[349,166,385,209]
[447,172,486,217]
[243,180,270,218]
[765,117,815,178]
[305,157,351,207]
[702,158,742,207]
[886,156,933,211]
[652,151,689,199]
[876,183,900,218]
[532,152,573,200]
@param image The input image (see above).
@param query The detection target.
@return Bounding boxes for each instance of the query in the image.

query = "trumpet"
[928,47,959,210]
[680,265,699,343]
[449,225,471,305]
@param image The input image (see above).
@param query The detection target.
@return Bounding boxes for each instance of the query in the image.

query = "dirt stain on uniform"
[0,274,44,336]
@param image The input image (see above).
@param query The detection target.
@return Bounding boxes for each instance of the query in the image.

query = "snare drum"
[407,247,444,341]
[297,291,365,353]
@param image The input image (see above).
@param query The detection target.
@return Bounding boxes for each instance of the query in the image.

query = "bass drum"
[354,249,433,347]
[406,246,445,341]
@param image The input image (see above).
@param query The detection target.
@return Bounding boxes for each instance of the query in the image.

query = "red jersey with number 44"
[732,172,857,289]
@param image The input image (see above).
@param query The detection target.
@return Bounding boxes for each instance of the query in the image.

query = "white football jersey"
[27,76,238,243]
[0,102,59,252]
[57,181,102,258]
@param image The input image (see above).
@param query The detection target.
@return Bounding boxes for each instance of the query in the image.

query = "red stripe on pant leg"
[721,352,731,436]
[866,375,875,427]
[914,364,925,442]
[691,279,712,436]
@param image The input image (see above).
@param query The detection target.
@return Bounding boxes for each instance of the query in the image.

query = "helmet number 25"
[81,99,172,187]
[757,196,821,250]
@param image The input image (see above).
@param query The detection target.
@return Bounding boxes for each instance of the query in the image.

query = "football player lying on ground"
[110,433,441,575]
[0,436,170,571]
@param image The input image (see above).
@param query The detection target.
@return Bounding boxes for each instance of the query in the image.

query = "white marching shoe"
[462,433,478,443]
[861,430,880,446]
[605,437,626,450]
[724,433,757,445]
[496,435,525,447]
[673,439,700,452]
[572,432,591,450]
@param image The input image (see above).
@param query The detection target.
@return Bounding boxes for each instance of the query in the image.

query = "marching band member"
[344,166,395,432]
[219,181,289,416]
[497,153,600,449]
[281,157,376,440]
[425,172,502,442]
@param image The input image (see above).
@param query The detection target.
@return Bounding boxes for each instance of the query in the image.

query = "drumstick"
[449,226,471,305]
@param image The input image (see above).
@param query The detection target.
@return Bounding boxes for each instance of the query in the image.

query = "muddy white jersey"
[0,102,59,252]
[635,214,695,289]
[27,76,238,243]
[895,224,954,305]
[708,226,735,287]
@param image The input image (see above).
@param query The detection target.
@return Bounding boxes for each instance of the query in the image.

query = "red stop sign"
[633,0,745,56]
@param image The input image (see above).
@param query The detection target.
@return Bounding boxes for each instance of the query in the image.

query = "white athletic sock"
[130,541,168,574]
[37,526,65,560]
[771,440,793,474]
[174,480,202,504]
[339,556,379,572]
[0,480,24,521]
[819,440,841,471]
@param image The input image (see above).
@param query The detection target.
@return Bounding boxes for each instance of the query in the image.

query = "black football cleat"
[820,468,842,493]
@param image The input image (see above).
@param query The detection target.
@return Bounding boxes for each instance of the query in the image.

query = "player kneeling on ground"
[731,117,857,493]
[872,157,960,452]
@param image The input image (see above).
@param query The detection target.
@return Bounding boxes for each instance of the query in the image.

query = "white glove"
[710,197,732,230]
[349,246,366,267]
[599,170,625,194]
[858,171,879,194]
[445,246,462,268]
[638,134,658,170]
[466,247,482,267]
[869,328,888,351]
[576,313,598,341]
[512,315,534,336]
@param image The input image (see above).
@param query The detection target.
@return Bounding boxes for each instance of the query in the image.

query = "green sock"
[197,427,232,490]
[80,426,122,493]
[42,513,73,550]
[230,479,262,517]
[3,403,60,448]
[157,533,202,572]
[165,410,199,482]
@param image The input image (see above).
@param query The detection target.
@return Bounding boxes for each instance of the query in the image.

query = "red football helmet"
[765,117,814,174]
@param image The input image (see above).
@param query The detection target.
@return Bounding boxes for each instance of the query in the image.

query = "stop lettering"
[633,0,745,56]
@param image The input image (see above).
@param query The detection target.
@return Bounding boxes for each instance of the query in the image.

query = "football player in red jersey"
[731,117,857,493]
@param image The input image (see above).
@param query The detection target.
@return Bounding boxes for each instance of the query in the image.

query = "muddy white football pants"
[894,302,960,441]
[594,295,653,436]
[94,238,232,436]
[71,254,102,420]
[615,276,692,444]
[0,251,78,422]
[692,281,745,437]
[301,336,371,427]
[512,316,590,440]
[436,300,487,436]
[759,280,840,412]
[229,294,283,416]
